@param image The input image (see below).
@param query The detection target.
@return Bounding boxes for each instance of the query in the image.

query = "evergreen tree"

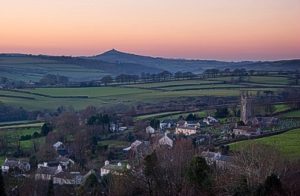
[186,156,212,190]
[150,119,160,130]
[41,123,53,136]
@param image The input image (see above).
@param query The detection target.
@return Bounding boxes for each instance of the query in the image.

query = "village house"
[203,116,218,125]
[193,135,210,146]
[56,156,75,169]
[123,140,151,154]
[233,126,261,137]
[1,158,30,173]
[160,119,176,130]
[175,126,197,135]
[118,126,128,132]
[201,151,232,169]
[186,121,201,128]
[110,123,118,132]
[35,163,63,181]
[175,120,200,135]
[53,141,69,156]
[158,133,173,148]
[53,172,83,185]
[100,160,131,176]
[53,141,64,150]
[123,140,151,162]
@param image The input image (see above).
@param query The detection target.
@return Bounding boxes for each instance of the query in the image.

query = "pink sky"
[0,0,300,60]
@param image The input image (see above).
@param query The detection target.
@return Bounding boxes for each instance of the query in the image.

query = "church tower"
[240,91,253,124]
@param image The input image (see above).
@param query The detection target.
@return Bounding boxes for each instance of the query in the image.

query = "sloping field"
[230,128,300,159]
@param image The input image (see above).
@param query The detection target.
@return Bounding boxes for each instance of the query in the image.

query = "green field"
[0,56,108,82]
[0,120,41,126]
[135,111,183,120]
[0,122,44,130]
[0,75,293,111]
[159,110,209,120]
[159,84,245,91]
[230,128,300,159]
[0,123,45,158]
[20,137,45,150]
[98,140,130,148]
[0,87,284,110]
[274,104,290,114]
[0,127,41,141]
[280,110,300,118]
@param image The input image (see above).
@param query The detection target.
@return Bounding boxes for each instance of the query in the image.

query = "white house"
[35,164,63,180]
[53,141,64,150]
[100,160,131,176]
[118,126,128,132]
[203,116,218,125]
[1,158,30,173]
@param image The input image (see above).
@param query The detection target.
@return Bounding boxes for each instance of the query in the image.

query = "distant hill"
[90,49,231,73]
[90,49,300,73]
[0,50,299,82]
[0,53,162,82]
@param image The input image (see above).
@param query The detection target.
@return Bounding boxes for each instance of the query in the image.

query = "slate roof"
[37,166,58,175]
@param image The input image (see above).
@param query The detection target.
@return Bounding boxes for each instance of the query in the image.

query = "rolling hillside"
[0,53,162,82]
[91,49,300,73]
[1,50,300,82]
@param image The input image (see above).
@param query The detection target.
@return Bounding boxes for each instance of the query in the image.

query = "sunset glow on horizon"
[1,0,300,61]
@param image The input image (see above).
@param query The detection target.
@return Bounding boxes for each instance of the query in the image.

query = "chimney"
[104,160,109,166]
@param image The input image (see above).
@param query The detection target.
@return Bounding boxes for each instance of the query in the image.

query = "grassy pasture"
[280,110,300,118]
[21,87,153,97]
[274,104,291,114]
[0,86,280,111]
[135,111,183,120]
[159,84,245,91]
[0,120,41,126]
[0,122,44,130]
[0,74,288,111]
[0,122,45,157]
[20,137,45,150]
[0,127,41,141]
[124,80,221,88]
[229,128,300,159]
